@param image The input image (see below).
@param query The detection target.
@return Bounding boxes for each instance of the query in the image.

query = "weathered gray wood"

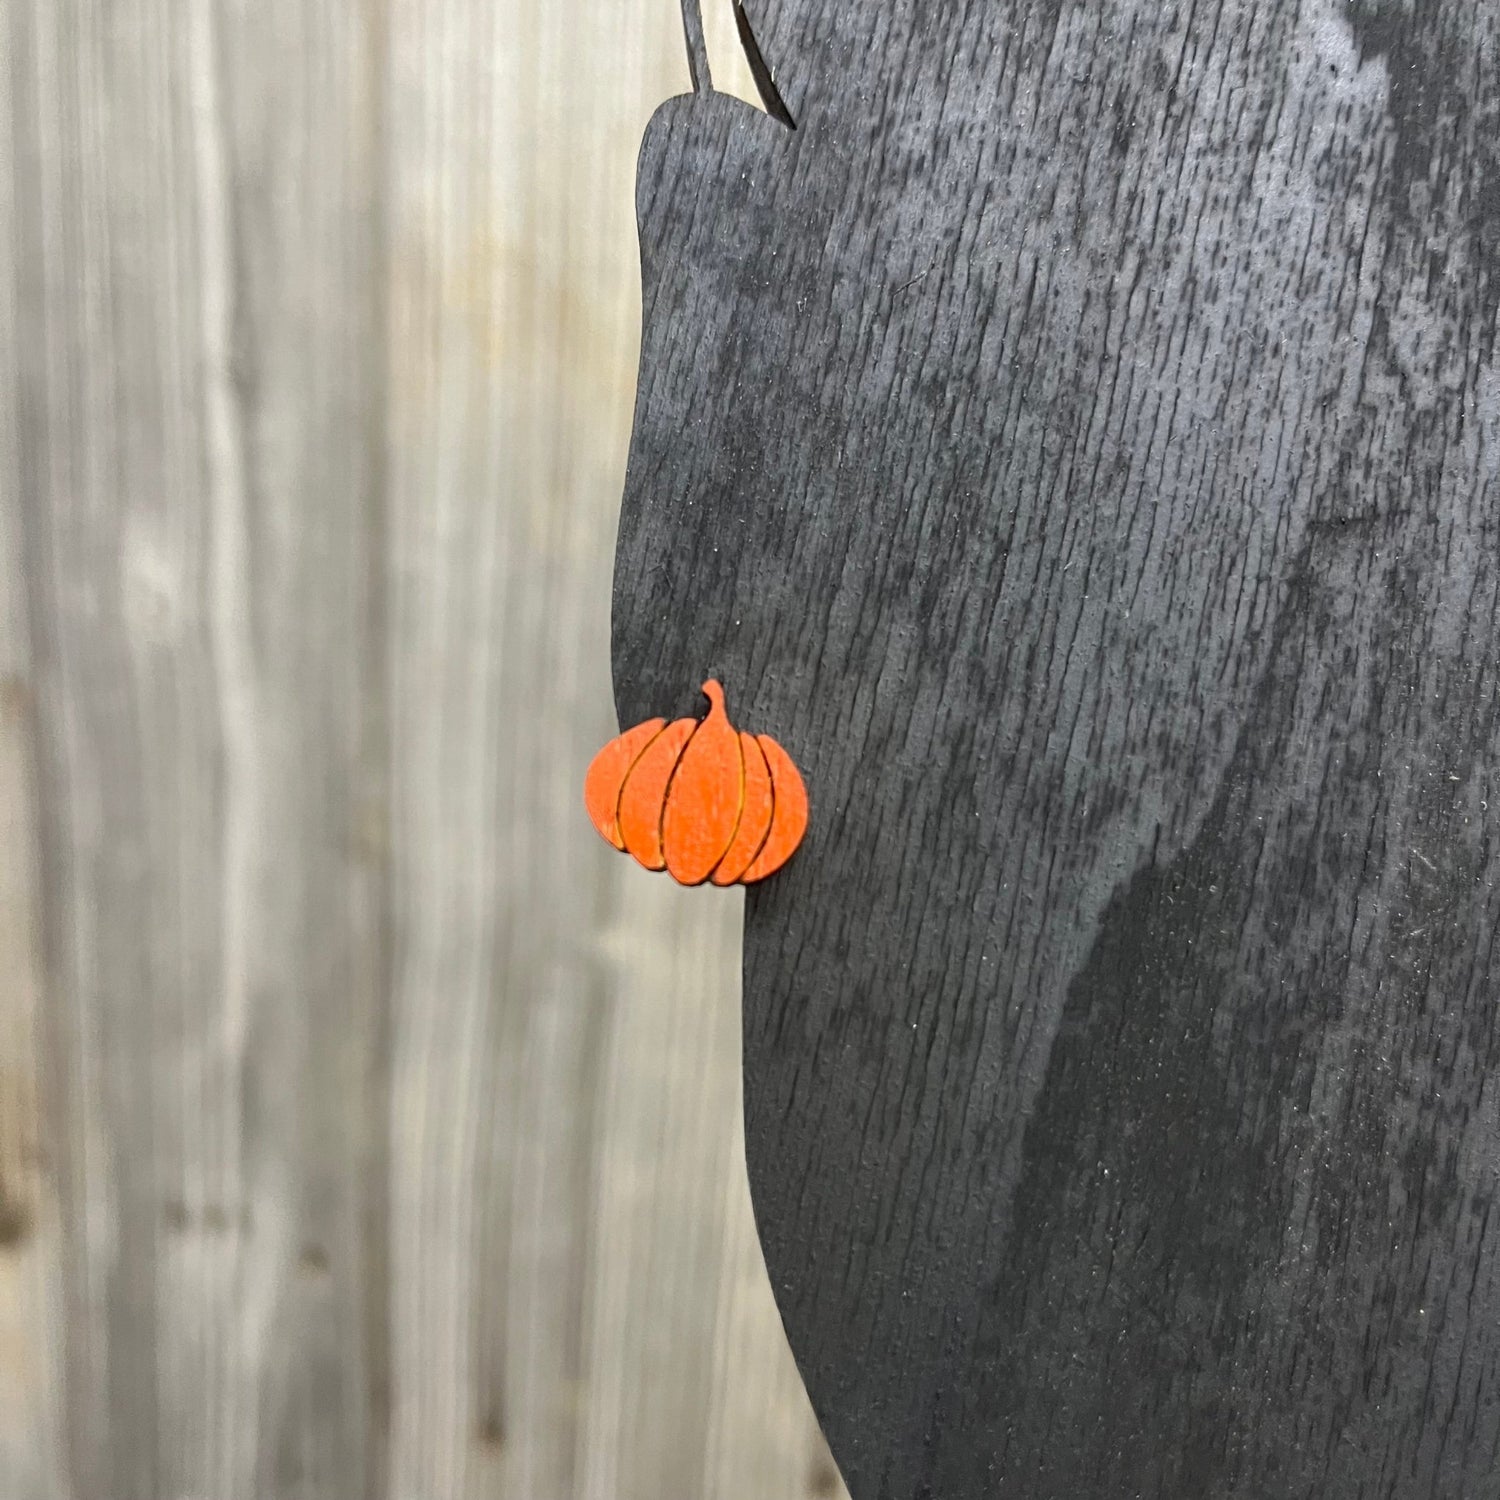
[382,2,840,1494]
[0,519,63,1500]
[0,9,66,1486]
[2,0,841,1493]
[9,0,389,1493]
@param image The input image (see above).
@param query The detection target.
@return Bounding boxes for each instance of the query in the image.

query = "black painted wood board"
[609,3,1500,1496]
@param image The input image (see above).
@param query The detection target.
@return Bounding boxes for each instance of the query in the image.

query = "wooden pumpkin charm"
[584,680,807,885]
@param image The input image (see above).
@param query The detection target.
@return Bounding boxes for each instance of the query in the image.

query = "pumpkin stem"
[701,679,726,718]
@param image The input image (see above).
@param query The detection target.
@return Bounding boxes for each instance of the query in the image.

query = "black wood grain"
[610,2,1500,1495]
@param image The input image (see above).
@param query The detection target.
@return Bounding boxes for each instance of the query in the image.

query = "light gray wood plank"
[380,1,682,1489]
[578,884,850,1500]
[8,0,387,1494]
[0,583,64,1500]
[575,889,741,1500]
[383,0,839,1495]
[702,1119,847,1500]
[0,9,68,1492]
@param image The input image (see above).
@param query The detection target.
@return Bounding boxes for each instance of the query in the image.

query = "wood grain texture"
[10,0,391,1492]
[612,2,1500,1496]
[3,0,842,1494]
[0,10,65,1485]
[383,3,839,1492]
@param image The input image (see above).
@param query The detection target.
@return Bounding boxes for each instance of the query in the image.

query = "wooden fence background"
[0,0,845,1494]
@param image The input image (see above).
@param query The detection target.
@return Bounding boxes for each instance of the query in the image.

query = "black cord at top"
[681,0,713,93]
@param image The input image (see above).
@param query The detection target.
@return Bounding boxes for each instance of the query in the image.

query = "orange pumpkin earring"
[584,680,808,885]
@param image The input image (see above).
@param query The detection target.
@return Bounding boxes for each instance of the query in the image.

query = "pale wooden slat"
[578,879,848,1500]
[383,0,841,1493]
[8,0,386,1495]
[0,9,67,1492]
[704,0,763,111]
[576,888,743,1500]
[702,1121,847,1500]
[0,539,64,1500]
[381,0,684,1491]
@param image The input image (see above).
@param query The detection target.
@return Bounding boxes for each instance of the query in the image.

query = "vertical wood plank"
[577,885,847,1500]
[384,0,840,1495]
[0,8,67,1492]
[7,0,387,1495]
[702,1129,847,1500]
[575,891,742,1500]
[0,513,64,1500]
[382,1,684,1492]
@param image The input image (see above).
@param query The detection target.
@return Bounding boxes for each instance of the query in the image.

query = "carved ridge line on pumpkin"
[660,736,745,886]
[744,734,779,872]
[609,720,667,848]
[740,732,807,883]
[618,717,696,869]
[700,726,747,885]
[654,703,699,858]
[661,680,747,885]
[712,730,774,885]
[584,716,666,849]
